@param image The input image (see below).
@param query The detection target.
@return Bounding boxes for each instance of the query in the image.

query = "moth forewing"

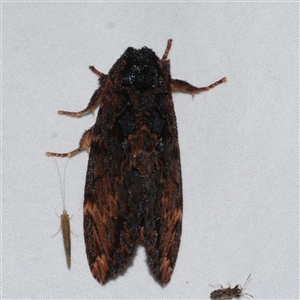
[60,209,71,269]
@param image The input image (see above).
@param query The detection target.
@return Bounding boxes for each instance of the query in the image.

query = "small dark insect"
[46,39,226,285]
[52,159,72,269]
[210,274,254,299]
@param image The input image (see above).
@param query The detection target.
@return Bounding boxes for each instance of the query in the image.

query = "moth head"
[112,46,164,93]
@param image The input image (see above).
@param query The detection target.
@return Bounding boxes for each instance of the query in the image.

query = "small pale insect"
[52,159,72,269]
[210,274,254,299]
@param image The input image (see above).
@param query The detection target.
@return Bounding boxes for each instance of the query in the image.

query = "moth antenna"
[62,158,70,210]
[53,158,70,210]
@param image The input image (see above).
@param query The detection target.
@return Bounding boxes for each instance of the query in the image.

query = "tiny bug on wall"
[46,39,226,285]
[52,159,72,269]
[210,274,254,299]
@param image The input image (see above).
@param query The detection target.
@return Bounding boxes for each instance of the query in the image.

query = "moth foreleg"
[58,68,107,117]
[171,77,226,97]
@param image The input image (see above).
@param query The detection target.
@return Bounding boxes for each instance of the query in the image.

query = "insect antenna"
[241,273,254,298]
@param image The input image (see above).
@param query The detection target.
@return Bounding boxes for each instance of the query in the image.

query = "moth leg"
[58,67,107,117]
[52,224,62,237]
[162,39,173,60]
[46,126,93,158]
[89,65,104,77]
[171,77,226,97]
[209,284,224,289]
[53,212,78,236]
[244,292,254,298]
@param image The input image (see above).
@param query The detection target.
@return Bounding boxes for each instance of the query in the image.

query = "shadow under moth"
[46,39,226,285]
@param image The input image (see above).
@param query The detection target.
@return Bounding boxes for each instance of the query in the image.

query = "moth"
[210,274,254,299]
[57,209,71,269]
[46,39,226,285]
[52,159,72,269]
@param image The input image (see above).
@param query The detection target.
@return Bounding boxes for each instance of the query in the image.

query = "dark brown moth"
[210,274,254,299]
[52,159,72,269]
[46,39,226,285]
